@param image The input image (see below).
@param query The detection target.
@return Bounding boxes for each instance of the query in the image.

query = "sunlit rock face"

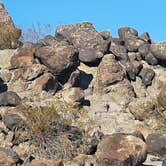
[0,2,21,49]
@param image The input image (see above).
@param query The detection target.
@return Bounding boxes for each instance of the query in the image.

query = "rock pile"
[0,2,165,166]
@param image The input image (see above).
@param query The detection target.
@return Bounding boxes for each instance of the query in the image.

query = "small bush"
[19,101,94,159]
[137,90,166,133]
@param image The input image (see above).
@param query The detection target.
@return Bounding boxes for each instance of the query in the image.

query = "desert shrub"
[21,23,52,43]
[19,101,94,159]
[138,90,166,133]
[157,91,166,110]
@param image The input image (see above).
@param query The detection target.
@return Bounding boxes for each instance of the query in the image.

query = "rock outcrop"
[0,2,21,49]
[0,2,165,166]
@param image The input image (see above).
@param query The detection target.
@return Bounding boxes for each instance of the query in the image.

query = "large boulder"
[35,42,79,75]
[95,54,125,93]
[124,61,143,81]
[118,27,145,52]
[118,27,138,41]
[150,43,166,63]
[10,43,35,69]
[56,22,108,63]
[95,133,147,166]
[0,3,21,49]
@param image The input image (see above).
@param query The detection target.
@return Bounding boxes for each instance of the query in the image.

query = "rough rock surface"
[0,4,165,165]
[35,42,79,75]
[95,133,147,166]
[56,22,108,63]
[0,91,21,106]
[0,2,21,49]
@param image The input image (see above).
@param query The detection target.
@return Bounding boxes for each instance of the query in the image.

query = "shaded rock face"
[0,3,21,49]
[56,22,108,63]
[109,42,129,63]
[95,133,147,166]
[139,68,155,87]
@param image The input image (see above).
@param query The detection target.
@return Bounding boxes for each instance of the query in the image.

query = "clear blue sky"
[3,0,166,41]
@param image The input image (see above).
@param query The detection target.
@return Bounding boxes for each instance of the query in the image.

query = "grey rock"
[139,68,155,87]
[146,133,166,157]
[124,61,143,81]
[118,27,138,41]
[145,52,158,65]
[68,69,81,87]
[139,32,151,43]
[109,43,129,63]
[2,113,23,130]
[150,43,166,63]
[125,37,145,52]
[138,43,150,59]
[0,91,21,106]
[100,30,110,40]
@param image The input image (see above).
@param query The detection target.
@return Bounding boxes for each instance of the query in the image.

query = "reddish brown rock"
[95,133,147,166]
[10,43,35,69]
[34,73,59,92]
[95,54,125,93]
[35,43,78,75]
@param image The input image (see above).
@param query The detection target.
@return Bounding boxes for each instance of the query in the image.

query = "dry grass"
[136,89,166,133]
[18,101,94,159]
[0,25,21,48]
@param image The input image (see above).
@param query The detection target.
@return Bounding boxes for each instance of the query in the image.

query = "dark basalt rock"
[56,22,109,63]
[145,52,158,66]
[109,43,129,63]
[118,27,138,41]
[139,68,155,87]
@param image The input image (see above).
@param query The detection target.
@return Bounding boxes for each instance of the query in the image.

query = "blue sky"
[3,0,166,41]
